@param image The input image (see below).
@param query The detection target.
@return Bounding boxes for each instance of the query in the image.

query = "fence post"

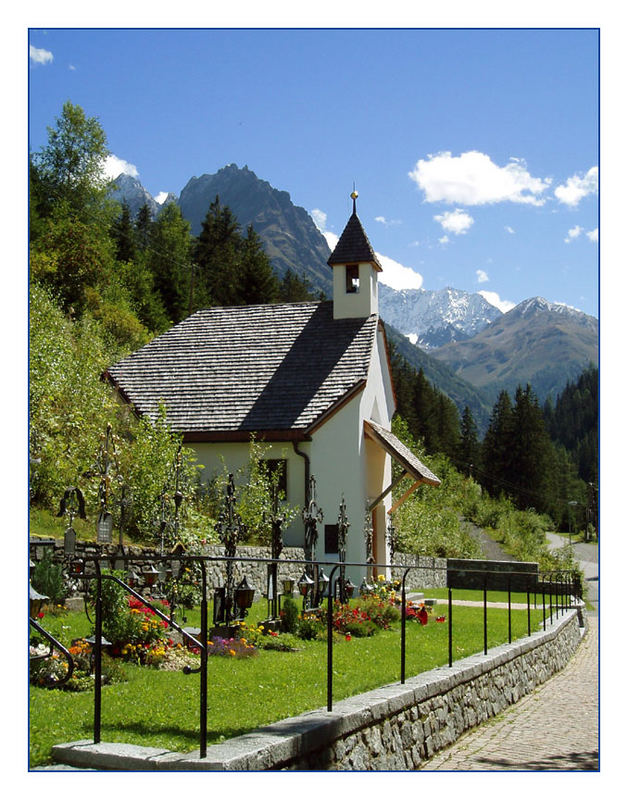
[483,574,488,655]
[199,560,208,759]
[94,559,102,745]
[326,564,340,712]
[400,568,412,684]
[448,586,453,668]
[507,575,512,644]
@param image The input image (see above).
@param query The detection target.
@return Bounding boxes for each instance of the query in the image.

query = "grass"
[29,598,545,767]
[422,587,548,605]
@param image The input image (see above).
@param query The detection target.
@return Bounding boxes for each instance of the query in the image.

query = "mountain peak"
[378,284,502,350]
[510,296,593,321]
[108,173,160,219]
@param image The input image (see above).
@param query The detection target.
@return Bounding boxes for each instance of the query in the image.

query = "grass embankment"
[29,597,544,767]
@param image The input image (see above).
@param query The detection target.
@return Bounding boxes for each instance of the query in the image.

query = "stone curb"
[51,608,581,771]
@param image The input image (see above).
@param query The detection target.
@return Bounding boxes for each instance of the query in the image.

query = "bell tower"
[327,190,382,320]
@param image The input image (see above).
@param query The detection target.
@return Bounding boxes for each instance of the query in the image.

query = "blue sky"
[28,26,599,316]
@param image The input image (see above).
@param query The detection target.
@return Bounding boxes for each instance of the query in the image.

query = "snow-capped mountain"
[107,166,598,409]
[378,284,503,351]
[108,173,167,219]
[431,296,598,403]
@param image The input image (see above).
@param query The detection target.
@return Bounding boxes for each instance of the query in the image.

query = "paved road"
[420,616,598,771]
[546,533,599,610]
[419,535,599,771]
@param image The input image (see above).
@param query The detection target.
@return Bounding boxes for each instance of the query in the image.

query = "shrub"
[207,636,258,658]
[259,632,301,652]
[296,611,325,641]
[29,640,126,692]
[280,596,299,634]
[32,551,66,605]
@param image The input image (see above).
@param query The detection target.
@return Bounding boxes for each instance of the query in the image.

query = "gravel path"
[461,519,518,561]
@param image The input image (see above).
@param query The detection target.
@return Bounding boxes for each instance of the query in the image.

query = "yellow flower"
[229,649,236,656]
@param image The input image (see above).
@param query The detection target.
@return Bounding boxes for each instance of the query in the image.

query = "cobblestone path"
[420,616,599,771]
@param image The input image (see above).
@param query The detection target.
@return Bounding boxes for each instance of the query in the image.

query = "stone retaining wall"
[29,537,306,599]
[390,554,447,590]
[29,537,440,596]
[172,608,583,770]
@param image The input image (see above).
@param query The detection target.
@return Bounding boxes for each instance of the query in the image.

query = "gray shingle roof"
[327,212,382,271]
[364,420,441,486]
[105,301,378,438]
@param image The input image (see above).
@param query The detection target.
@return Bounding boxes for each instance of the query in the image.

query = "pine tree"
[135,203,153,252]
[145,203,193,324]
[434,394,461,460]
[237,225,279,305]
[111,201,137,263]
[457,406,480,477]
[508,385,557,514]
[194,196,241,306]
[480,390,514,498]
[278,269,315,302]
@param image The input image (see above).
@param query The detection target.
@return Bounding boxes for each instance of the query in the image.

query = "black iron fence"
[39,554,582,760]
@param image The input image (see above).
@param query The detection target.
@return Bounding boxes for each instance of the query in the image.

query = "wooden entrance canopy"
[364,419,441,514]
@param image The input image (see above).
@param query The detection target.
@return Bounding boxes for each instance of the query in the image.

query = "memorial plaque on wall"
[97,511,114,543]
[64,527,76,556]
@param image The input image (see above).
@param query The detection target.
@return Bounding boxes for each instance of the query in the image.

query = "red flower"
[37,611,45,619]
[418,607,428,626]
[345,634,351,641]
[436,616,446,623]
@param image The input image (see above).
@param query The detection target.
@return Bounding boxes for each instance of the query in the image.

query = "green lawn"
[29,599,545,767]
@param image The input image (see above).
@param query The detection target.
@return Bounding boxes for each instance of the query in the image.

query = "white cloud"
[564,225,583,243]
[439,235,450,245]
[554,166,598,207]
[478,290,516,313]
[375,216,401,227]
[103,155,139,181]
[409,150,551,206]
[476,269,489,284]
[434,208,474,235]
[155,192,169,205]
[312,208,422,291]
[505,225,515,234]
[30,45,53,65]
[311,208,328,232]
[587,228,599,243]
[321,230,339,251]
[376,252,423,291]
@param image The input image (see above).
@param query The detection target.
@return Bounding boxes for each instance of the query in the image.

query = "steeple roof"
[327,197,382,271]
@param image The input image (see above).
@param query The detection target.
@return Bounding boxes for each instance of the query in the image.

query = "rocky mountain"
[384,324,493,433]
[177,164,333,296]
[431,297,599,404]
[108,173,163,219]
[379,284,503,351]
[108,165,598,418]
